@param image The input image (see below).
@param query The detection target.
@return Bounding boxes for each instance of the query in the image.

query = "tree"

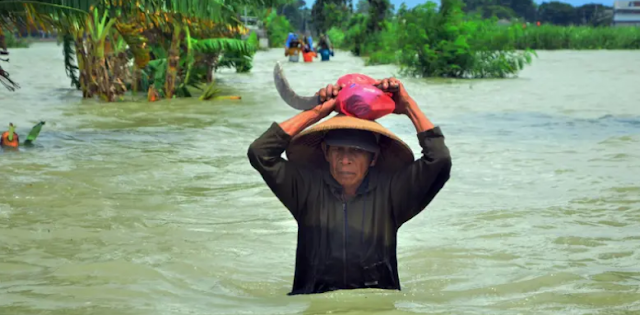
[366,0,393,33]
[575,3,613,26]
[356,0,369,14]
[463,0,536,21]
[538,1,579,25]
[0,0,267,99]
[311,0,348,33]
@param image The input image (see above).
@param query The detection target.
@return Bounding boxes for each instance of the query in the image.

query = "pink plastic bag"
[336,73,378,87]
[335,84,396,121]
[334,73,396,121]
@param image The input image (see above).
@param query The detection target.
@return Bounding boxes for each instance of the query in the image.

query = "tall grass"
[327,1,639,79]
[4,33,31,48]
[474,23,640,50]
[264,11,294,48]
[333,0,534,78]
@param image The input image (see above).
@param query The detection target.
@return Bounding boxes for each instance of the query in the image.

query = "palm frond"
[61,31,80,89]
[0,1,97,33]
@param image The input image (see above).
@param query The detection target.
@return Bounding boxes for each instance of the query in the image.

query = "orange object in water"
[1,131,19,147]
[147,86,159,102]
[303,51,316,62]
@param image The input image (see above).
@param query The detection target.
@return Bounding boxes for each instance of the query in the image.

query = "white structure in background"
[613,1,640,26]
[241,14,269,49]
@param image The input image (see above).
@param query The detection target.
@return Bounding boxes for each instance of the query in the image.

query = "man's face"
[324,144,376,189]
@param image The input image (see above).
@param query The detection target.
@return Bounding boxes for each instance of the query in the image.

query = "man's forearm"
[404,99,435,133]
[279,109,325,137]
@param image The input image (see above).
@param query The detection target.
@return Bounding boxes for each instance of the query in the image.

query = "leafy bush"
[4,33,30,48]
[264,11,293,48]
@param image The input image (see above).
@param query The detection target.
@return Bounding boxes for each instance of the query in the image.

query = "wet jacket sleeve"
[247,122,311,221]
[389,126,452,227]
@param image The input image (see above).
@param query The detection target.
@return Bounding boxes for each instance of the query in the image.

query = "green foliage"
[191,37,254,55]
[488,24,640,50]
[394,0,535,78]
[463,0,536,21]
[61,31,80,89]
[326,27,345,48]
[219,32,258,73]
[312,0,350,33]
[322,2,351,31]
[342,13,367,55]
[538,1,578,26]
[362,19,398,65]
[218,33,258,73]
[199,82,222,100]
[142,58,168,98]
[366,0,393,33]
[264,10,293,48]
[4,33,30,48]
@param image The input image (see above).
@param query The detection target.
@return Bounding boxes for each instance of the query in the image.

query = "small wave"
[442,112,640,141]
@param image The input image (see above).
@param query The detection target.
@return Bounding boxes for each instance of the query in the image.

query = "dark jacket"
[247,122,452,295]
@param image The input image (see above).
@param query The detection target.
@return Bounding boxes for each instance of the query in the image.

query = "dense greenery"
[255,0,639,80]
[3,32,30,48]
[331,0,536,78]
[264,9,295,48]
[0,0,274,100]
[462,0,614,26]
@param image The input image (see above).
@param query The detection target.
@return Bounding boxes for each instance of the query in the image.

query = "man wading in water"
[247,78,452,295]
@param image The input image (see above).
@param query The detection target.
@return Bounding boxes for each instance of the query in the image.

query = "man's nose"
[340,155,351,165]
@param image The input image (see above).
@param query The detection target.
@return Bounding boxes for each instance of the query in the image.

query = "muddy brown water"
[1,42,639,315]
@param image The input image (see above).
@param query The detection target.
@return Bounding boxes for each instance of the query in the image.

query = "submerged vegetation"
[339,0,537,78]
[480,24,640,50]
[3,0,639,93]
[0,0,273,101]
[3,32,30,48]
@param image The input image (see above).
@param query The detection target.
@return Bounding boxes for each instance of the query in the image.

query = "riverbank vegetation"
[3,32,30,48]
[336,0,538,78]
[264,0,640,78]
[0,0,274,101]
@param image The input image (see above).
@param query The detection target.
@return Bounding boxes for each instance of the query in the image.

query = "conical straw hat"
[286,114,414,173]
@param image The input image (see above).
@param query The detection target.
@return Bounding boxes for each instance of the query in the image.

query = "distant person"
[317,34,334,62]
[285,33,301,62]
[305,31,314,51]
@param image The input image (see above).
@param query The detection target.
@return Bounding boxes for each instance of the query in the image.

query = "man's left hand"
[374,78,414,115]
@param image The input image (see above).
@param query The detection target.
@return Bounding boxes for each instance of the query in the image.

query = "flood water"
[1,42,639,315]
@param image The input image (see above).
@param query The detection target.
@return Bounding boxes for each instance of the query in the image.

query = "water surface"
[1,43,639,315]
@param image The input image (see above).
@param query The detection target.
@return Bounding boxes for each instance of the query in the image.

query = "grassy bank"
[328,1,536,78]
[332,16,640,57]
[4,33,31,48]
[322,0,639,78]
[474,23,640,50]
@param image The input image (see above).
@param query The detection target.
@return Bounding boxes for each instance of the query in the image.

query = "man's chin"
[337,172,357,179]
[336,173,359,185]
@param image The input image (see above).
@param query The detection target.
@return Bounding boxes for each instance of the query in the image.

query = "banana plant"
[0,0,270,101]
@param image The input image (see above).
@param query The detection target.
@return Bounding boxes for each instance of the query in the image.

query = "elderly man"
[247,78,452,295]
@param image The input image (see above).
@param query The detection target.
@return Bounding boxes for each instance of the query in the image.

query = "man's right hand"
[311,83,344,117]
[277,83,343,137]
